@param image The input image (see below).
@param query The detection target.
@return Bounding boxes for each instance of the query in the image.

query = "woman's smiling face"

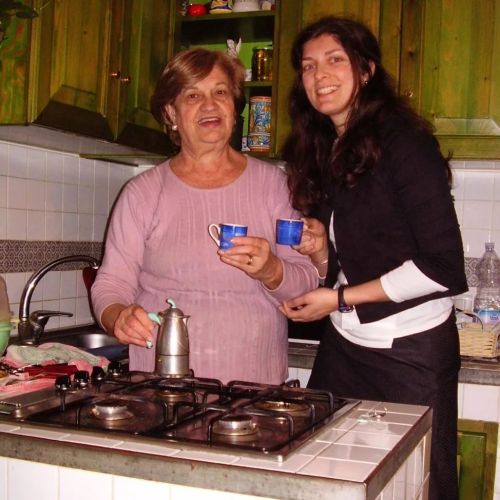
[167,65,235,149]
[301,33,357,134]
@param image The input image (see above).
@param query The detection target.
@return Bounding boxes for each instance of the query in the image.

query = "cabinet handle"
[110,71,131,85]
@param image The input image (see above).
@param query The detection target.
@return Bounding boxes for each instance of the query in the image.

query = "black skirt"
[308,312,460,500]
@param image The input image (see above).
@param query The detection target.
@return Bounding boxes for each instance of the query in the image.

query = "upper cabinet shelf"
[179,12,275,45]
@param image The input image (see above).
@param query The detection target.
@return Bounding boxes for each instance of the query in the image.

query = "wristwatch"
[337,285,354,313]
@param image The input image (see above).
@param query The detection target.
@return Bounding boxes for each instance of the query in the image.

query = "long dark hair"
[281,16,451,215]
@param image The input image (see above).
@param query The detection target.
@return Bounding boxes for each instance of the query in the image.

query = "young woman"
[280,17,467,500]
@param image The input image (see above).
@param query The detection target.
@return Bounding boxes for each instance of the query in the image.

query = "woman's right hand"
[102,303,155,348]
[294,217,328,265]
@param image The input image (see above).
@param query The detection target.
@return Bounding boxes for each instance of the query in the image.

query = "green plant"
[0,0,38,46]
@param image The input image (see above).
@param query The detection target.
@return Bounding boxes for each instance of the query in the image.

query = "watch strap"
[338,285,354,313]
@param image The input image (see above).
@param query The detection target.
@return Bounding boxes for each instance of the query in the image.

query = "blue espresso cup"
[208,223,248,250]
[276,219,304,246]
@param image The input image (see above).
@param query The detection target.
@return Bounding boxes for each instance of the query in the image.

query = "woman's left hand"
[218,236,283,289]
[279,288,338,322]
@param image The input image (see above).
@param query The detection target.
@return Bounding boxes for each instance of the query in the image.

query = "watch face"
[339,304,354,313]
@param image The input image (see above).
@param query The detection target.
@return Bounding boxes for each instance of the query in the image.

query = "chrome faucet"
[18,255,100,344]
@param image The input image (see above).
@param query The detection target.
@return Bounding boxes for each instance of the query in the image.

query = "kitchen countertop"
[288,342,500,386]
[0,399,431,500]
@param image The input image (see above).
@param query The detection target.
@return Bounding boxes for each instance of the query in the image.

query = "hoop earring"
[171,124,178,131]
[362,79,369,86]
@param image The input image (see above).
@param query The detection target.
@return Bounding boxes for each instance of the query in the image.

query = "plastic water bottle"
[473,242,500,326]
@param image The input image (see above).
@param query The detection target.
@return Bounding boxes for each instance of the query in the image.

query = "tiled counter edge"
[0,402,432,500]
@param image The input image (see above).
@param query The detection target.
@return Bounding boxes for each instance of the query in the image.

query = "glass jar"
[252,47,273,81]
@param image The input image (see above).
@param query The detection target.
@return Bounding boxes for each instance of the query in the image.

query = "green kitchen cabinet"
[457,419,498,500]
[299,0,500,160]
[0,0,176,155]
[174,0,302,158]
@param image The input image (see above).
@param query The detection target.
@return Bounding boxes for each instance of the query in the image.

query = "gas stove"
[0,362,359,460]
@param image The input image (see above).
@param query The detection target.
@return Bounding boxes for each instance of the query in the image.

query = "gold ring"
[247,254,253,266]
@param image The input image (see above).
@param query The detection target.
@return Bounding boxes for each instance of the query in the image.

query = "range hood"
[0,124,168,166]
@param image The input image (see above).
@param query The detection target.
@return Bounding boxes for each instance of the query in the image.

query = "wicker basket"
[458,323,500,359]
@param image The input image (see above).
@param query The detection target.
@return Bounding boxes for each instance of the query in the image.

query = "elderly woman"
[91,48,318,384]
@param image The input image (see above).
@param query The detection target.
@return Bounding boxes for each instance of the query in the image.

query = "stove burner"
[254,400,312,418]
[212,414,258,437]
[90,399,133,421]
[155,388,195,405]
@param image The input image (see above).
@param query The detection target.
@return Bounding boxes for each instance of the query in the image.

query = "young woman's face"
[301,33,357,134]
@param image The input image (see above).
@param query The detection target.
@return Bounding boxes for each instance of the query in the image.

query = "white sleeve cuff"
[380,260,448,303]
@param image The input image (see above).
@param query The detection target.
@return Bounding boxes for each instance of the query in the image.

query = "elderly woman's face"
[167,65,236,148]
[300,34,356,133]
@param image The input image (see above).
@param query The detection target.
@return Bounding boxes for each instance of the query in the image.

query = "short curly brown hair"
[150,48,246,146]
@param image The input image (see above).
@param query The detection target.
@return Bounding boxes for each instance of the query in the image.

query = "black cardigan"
[319,117,468,324]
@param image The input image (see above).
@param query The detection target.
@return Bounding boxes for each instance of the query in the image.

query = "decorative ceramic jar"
[247,132,271,152]
[249,96,271,134]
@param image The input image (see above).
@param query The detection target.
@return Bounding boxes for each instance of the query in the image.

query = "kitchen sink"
[37,326,129,361]
[40,331,119,349]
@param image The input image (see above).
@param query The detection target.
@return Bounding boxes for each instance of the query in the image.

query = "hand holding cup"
[276,219,304,246]
[208,223,248,250]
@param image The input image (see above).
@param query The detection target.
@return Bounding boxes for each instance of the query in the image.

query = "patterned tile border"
[0,240,479,290]
[0,240,103,273]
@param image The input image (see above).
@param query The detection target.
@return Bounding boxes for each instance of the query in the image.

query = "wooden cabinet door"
[30,0,118,140]
[401,0,500,159]
[457,419,498,500]
[115,0,176,154]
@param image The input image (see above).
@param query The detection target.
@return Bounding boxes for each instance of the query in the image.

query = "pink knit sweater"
[91,156,318,384]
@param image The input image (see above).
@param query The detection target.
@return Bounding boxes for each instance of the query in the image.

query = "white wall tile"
[94,185,109,215]
[42,270,61,301]
[0,176,7,208]
[60,271,77,299]
[113,475,171,500]
[46,212,63,240]
[0,143,8,175]
[79,158,95,187]
[60,465,113,500]
[94,214,108,242]
[78,213,93,241]
[63,183,78,213]
[462,200,492,229]
[0,208,6,239]
[6,209,27,240]
[27,148,46,181]
[46,182,63,212]
[0,457,6,500]
[8,177,27,209]
[62,213,79,241]
[46,151,64,182]
[7,458,58,500]
[63,156,80,184]
[461,384,500,421]
[27,210,46,240]
[78,184,94,214]
[8,144,28,178]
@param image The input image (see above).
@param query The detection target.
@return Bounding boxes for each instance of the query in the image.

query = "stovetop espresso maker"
[149,299,190,377]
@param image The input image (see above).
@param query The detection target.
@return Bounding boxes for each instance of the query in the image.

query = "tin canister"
[252,47,273,81]
[249,96,271,134]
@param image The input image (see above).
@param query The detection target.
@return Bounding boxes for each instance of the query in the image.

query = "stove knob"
[108,361,122,377]
[74,370,90,388]
[91,366,105,384]
[55,374,71,392]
